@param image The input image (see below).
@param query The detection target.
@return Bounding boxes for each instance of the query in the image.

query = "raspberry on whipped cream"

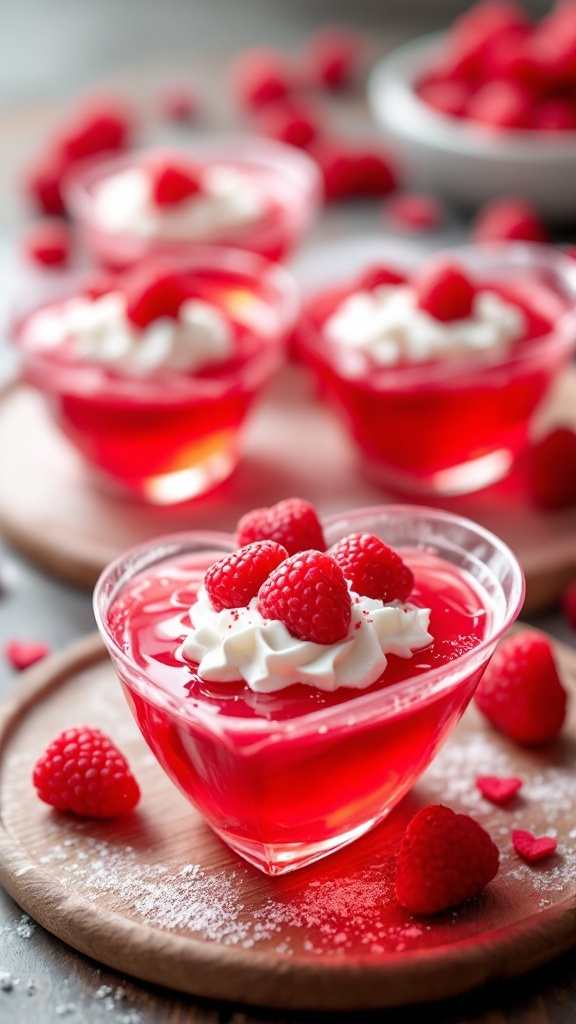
[93,162,265,242]
[23,288,234,377]
[181,584,432,694]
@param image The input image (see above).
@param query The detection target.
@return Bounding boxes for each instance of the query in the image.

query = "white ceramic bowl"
[368,34,576,221]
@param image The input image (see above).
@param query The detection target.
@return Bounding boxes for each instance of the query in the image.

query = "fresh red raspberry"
[395,804,500,915]
[158,84,200,122]
[532,97,576,130]
[474,630,568,745]
[150,162,202,207]
[479,25,538,85]
[204,541,288,612]
[447,0,530,79]
[359,264,406,291]
[22,219,72,267]
[512,828,558,863]
[308,138,396,202]
[329,532,414,603]
[125,266,187,328]
[349,147,397,198]
[23,151,69,216]
[472,198,550,243]
[307,137,356,202]
[236,497,325,555]
[526,427,576,511]
[231,48,294,111]
[417,78,472,118]
[303,26,362,90]
[562,579,576,630]
[32,726,140,818]
[257,551,351,644]
[385,192,443,232]
[530,7,576,87]
[465,80,534,129]
[5,640,50,671]
[254,100,322,149]
[476,775,523,804]
[413,258,476,322]
[58,97,132,162]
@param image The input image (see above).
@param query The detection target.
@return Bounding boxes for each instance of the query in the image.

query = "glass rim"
[93,504,526,735]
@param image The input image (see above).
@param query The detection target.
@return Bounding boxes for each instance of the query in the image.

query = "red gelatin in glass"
[297,247,576,496]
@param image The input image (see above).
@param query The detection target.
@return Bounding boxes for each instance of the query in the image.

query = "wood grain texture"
[0,367,576,608]
[0,633,575,1011]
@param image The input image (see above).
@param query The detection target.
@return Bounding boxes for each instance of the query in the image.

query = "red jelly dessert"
[415,0,576,133]
[64,140,321,269]
[297,244,576,495]
[14,249,298,504]
[94,504,524,875]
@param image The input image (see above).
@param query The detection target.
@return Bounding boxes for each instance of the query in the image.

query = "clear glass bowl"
[64,136,322,268]
[94,505,525,875]
[296,241,576,496]
[14,246,299,504]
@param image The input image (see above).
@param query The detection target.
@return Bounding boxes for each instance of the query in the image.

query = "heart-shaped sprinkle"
[512,829,558,864]
[476,775,522,804]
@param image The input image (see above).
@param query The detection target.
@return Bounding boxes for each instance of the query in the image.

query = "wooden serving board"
[0,633,575,1010]
[0,365,576,610]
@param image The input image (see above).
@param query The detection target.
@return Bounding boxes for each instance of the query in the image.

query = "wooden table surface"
[1,4,576,1022]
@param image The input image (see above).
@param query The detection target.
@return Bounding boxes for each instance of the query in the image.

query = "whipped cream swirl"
[324,285,525,366]
[25,292,233,376]
[181,585,432,694]
[94,165,265,240]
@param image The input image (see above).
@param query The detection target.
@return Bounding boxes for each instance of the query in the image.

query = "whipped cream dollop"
[25,292,233,376]
[181,584,432,694]
[324,285,526,366]
[93,165,265,240]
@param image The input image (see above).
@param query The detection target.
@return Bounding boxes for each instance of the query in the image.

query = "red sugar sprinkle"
[476,775,522,804]
[512,829,558,864]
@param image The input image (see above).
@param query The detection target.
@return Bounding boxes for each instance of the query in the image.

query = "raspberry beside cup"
[63,138,322,269]
[296,241,576,496]
[94,503,524,875]
[13,247,299,504]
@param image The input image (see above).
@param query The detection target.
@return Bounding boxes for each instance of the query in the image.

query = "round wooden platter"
[1,363,576,611]
[0,633,575,1010]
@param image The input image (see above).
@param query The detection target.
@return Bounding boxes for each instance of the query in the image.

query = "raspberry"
[32,726,140,818]
[24,151,69,216]
[512,828,558,863]
[472,198,550,243]
[417,78,472,118]
[359,264,406,291]
[562,579,576,630]
[236,497,325,555]
[466,80,533,129]
[385,192,443,232]
[22,219,72,267]
[330,532,414,603]
[307,137,356,202]
[204,541,288,612]
[257,550,351,644]
[349,147,397,198]
[125,266,187,328]
[413,258,476,322]
[531,97,576,130]
[254,100,321,149]
[5,640,50,671]
[231,49,294,111]
[476,775,523,803]
[150,162,202,207]
[447,1,530,79]
[395,804,500,915]
[474,630,567,745]
[308,138,396,201]
[526,427,576,510]
[303,26,362,91]
[59,98,132,162]
[158,84,200,122]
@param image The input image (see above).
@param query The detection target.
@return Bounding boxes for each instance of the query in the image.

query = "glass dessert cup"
[14,246,299,505]
[63,136,322,269]
[297,242,576,496]
[94,505,525,876]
